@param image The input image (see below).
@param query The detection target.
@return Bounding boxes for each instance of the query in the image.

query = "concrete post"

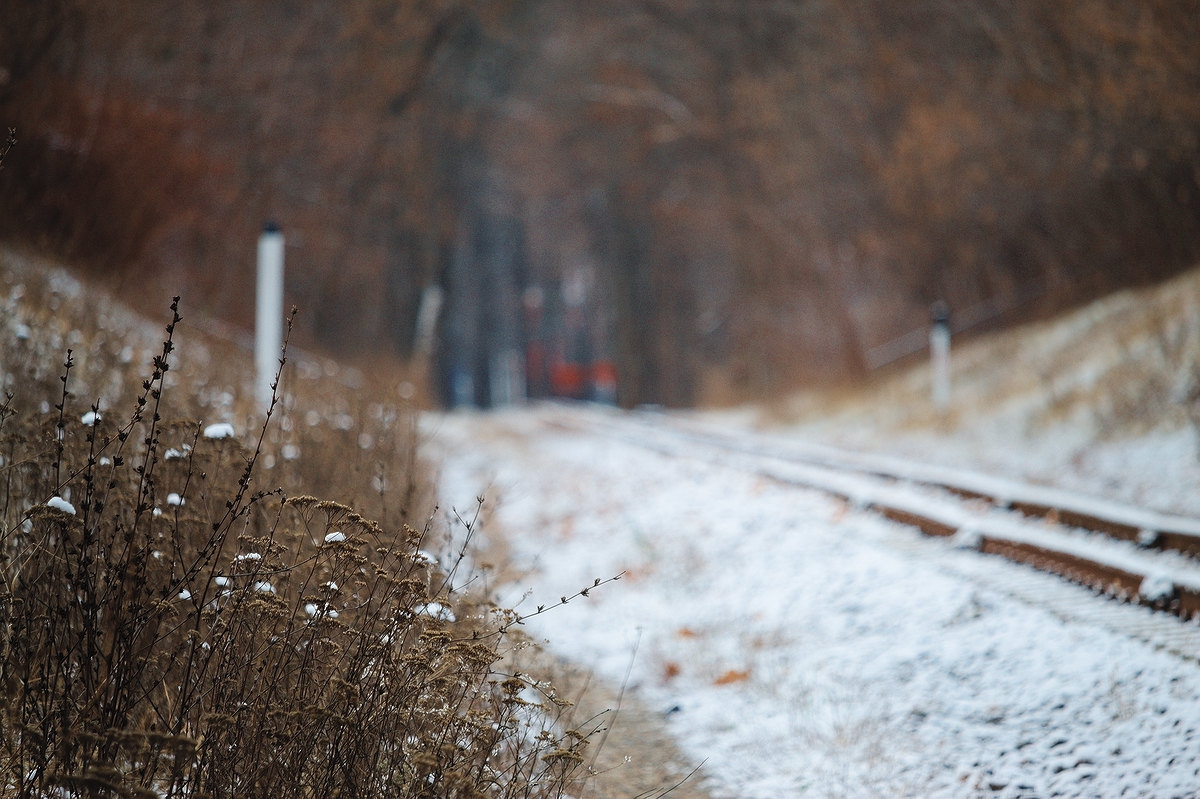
[490,348,526,407]
[256,222,284,408]
[930,301,951,409]
[414,285,444,358]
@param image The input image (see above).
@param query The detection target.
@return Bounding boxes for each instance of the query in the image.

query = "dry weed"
[0,291,599,798]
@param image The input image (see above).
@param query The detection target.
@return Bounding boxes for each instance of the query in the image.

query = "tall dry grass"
[0,269,602,798]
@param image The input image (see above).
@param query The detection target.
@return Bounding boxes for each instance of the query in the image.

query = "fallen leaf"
[714,669,750,686]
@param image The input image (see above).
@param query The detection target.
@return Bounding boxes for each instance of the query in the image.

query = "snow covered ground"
[9,240,1200,796]
[429,408,1200,798]
[759,268,1200,519]
[427,273,1200,798]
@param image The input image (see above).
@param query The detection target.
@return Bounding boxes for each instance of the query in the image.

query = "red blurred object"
[549,360,586,399]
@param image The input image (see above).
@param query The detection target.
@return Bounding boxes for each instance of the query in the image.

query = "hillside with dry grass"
[2,0,1199,406]
[761,261,1200,515]
[775,264,1200,437]
[0,247,611,798]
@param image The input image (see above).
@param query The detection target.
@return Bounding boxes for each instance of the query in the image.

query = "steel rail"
[542,404,1200,632]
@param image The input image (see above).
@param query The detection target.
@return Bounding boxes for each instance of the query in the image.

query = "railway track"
[540,404,1200,661]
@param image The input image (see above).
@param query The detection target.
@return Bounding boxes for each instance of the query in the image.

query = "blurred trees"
[2,0,1199,406]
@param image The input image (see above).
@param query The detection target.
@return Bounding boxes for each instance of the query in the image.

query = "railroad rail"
[540,404,1200,659]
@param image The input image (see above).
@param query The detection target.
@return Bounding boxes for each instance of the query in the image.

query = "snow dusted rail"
[541,404,1200,653]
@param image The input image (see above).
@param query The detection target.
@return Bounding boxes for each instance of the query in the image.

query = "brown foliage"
[0,267,599,798]
[2,0,1199,406]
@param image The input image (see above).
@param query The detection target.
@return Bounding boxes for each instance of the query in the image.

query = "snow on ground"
[430,273,1200,797]
[754,268,1200,518]
[428,408,1200,798]
[773,414,1200,522]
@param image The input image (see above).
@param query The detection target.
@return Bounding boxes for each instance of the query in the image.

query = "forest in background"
[2,0,1200,407]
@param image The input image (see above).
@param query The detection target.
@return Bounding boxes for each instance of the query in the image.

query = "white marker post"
[490,348,526,408]
[930,301,951,410]
[414,285,444,358]
[256,222,284,408]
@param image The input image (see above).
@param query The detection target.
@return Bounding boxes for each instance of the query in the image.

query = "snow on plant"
[202,421,235,439]
[45,496,76,515]
[0,297,604,799]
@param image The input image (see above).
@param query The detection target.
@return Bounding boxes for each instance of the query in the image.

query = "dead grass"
[0,250,604,798]
[766,264,1200,444]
